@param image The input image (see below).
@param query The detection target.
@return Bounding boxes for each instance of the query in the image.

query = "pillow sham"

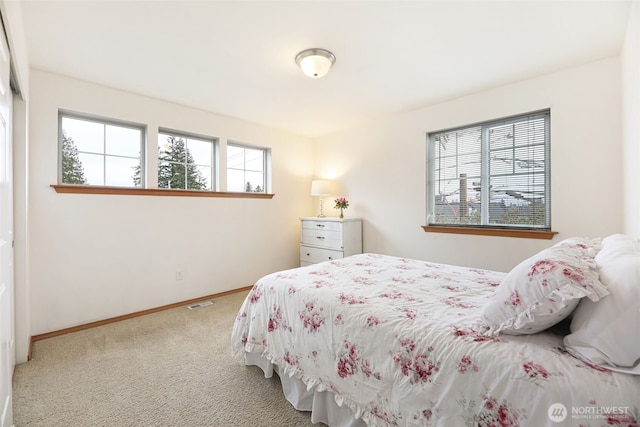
[564,234,640,374]
[480,237,608,336]
[551,236,601,257]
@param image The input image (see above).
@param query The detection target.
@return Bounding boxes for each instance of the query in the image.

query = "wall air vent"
[187,300,214,310]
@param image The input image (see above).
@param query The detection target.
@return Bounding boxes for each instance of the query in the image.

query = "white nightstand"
[299,217,363,266]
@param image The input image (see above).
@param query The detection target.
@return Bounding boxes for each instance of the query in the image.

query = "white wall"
[622,1,640,238]
[29,70,314,335]
[314,57,623,272]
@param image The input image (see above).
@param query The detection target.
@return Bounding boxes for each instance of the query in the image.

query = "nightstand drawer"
[300,246,343,264]
[301,220,343,232]
[301,229,343,248]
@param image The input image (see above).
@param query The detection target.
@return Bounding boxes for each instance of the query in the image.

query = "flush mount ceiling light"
[295,48,336,78]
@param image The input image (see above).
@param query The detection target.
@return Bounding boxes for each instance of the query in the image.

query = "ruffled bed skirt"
[244,352,367,427]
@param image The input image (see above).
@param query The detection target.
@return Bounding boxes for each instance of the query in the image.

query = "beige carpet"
[12,291,318,427]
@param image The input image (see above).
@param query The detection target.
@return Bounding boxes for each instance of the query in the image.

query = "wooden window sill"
[51,184,275,199]
[422,225,557,240]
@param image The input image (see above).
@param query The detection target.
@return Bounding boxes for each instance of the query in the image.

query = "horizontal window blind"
[428,110,550,229]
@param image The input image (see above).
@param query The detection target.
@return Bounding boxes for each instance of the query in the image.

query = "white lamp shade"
[311,180,333,196]
[299,55,332,78]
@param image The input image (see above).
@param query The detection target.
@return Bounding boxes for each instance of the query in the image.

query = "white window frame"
[426,110,551,231]
[58,110,145,187]
[157,128,218,191]
[226,141,271,193]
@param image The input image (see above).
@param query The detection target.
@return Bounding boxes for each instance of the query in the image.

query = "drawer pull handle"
[328,257,333,260]
[306,253,310,256]
[316,236,325,240]
[316,224,325,228]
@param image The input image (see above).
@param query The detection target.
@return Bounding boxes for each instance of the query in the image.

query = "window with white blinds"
[427,110,550,230]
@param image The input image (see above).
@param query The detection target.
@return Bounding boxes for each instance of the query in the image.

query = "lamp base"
[317,197,326,218]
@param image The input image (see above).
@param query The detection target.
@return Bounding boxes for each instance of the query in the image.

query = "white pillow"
[564,234,640,374]
[480,237,608,335]
[593,233,638,264]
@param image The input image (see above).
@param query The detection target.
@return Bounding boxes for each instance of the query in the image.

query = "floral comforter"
[231,254,640,427]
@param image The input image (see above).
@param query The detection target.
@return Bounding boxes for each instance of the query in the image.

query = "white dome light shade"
[295,48,336,78]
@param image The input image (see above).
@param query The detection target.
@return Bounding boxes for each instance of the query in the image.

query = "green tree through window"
[158,135,208,190]
[61,130,87,184]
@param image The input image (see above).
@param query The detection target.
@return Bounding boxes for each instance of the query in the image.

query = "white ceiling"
[20,0,632,138]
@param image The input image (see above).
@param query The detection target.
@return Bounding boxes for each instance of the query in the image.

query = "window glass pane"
[78,153,104,185]
[227,145,245,169]
[489,148,516,175]
[434,154,460,181]
[245,171,265,192]
[227,169,245,192]
[164,162,186,189]
[488,125,514,150]
[63,117,104,154]
[456,130,482,155]
[158,133,173,153]
[187,138,213,167]
[158,131,215,191]
[227,143,269,192]
[106,125,141,157]
[488,174,546,226]
[157,160,179,189]
[245,148,264,172]
[105,156,140,187]
[514,145,545,173]
[457,153,481,177]
[184,164,209,190]
[61,131,89,185]
[193,165,212,190]
[433,174,481,225]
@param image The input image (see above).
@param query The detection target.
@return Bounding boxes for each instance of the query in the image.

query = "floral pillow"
[479,238,609,336]
[550,236,601,257]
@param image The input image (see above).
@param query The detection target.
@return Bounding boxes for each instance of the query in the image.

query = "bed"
[231,238,640,426]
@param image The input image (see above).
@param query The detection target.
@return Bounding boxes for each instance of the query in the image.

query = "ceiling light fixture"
[295,48,336,78]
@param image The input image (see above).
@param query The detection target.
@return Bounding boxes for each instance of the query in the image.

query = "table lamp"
[311,180,333,217]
